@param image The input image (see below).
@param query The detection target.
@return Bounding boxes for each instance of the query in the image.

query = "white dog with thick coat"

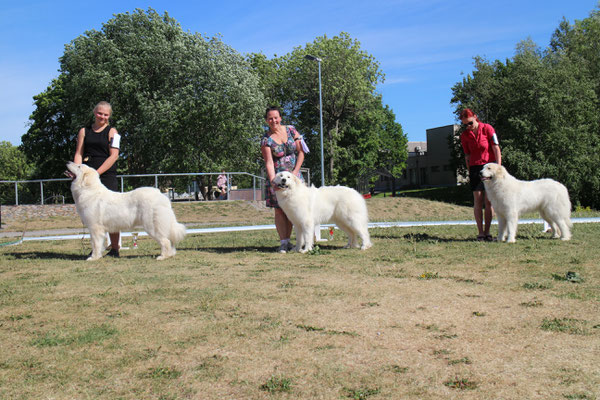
[479,163,572,243]
[66,162,186,260]
[273,171,372,253]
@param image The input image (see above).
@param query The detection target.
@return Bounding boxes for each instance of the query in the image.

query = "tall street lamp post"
[304,54,325,187]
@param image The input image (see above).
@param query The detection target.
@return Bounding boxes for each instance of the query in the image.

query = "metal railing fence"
[0,172,266,205]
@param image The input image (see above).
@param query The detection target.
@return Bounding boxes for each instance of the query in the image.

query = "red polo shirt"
[460,122,497,166]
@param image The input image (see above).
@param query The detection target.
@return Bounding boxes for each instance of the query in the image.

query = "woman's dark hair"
[265,106,282,119]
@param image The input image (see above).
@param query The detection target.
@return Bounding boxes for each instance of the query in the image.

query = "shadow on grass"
[2,245,348,259]
[371,232,477,243]
[178,243,358,254]
[373,229,559,243]
[3,251,86,260]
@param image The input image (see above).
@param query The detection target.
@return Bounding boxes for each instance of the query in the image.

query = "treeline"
[451,8,600,208]
[4,6,600,207]
[14,8,406,199]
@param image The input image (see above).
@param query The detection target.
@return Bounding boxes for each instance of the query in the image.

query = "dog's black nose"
[281,178,286,183]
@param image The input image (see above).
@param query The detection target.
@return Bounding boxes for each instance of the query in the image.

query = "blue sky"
[1,0,597,147]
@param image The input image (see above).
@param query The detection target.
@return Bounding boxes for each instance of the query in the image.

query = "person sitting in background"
[216,170,227,199]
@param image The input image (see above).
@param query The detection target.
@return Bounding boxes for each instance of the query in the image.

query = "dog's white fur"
[66,162,186,260]
[480,163,572,243]
[273,171,372,253]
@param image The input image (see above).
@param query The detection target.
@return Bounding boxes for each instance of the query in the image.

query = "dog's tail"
[169,222,187,246]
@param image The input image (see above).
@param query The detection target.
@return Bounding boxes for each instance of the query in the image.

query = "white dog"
[273,171,372,253]
[479,163,572,243]
[66,162,186,260]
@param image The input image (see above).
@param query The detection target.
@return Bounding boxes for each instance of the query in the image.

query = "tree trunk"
[196,176,208,201]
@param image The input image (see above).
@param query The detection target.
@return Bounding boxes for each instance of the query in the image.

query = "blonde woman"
[74,101,121,256]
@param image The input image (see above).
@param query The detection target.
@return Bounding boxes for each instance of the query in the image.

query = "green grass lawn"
[0,197,599,399]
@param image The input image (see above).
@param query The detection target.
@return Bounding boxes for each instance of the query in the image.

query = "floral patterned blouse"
[260,125,303,207]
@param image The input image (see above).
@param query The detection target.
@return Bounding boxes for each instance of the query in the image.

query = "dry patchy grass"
[1,197,473,234]
[2,196,597,233]
[0,198,599,399]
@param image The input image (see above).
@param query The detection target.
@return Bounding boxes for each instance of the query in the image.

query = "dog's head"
[65,162,100,188]
[479,163,505,182]
[273,171,300,190]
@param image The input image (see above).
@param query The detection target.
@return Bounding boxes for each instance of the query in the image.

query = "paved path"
[1,204,77,220]
[1,204,80,238]
[3,204,599,242]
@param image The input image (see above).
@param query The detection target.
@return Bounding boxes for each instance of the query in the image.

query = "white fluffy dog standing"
[479,163,572,243]
[273,171,372,253]
[66,162,186,260]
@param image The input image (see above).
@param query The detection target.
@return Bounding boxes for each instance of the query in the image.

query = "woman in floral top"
[261,106,306,253]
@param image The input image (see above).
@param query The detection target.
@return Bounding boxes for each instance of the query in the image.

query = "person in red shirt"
[460,109,502,241]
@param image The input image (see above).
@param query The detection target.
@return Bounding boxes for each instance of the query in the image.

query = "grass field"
[1,197,599,399]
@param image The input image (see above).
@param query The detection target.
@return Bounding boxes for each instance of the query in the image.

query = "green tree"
[21,8,265,198]
[0,141,34,204]
[451,29,600,207]
[0,142,33,180]
[373,101,408,189]
[250,32,407,186]
[21,75,73,179]
[550,9,600,98]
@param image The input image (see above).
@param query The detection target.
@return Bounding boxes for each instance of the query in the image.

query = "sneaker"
[278,243,289,253]
[106,248,120,258]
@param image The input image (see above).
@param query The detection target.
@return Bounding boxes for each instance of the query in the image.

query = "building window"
[443,164,453,171]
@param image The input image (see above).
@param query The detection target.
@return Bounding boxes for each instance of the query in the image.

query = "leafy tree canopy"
[451,6,600,208]
[0,141,34,204]
[249,32,407,187]
[21,8,265,182]
[0,141,33,180]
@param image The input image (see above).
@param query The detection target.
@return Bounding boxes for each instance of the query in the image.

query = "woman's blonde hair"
[93,101,113,116]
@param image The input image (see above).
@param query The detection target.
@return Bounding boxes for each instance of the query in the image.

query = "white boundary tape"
[14,217,600,242]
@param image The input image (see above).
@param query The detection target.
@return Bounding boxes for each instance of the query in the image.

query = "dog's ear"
[82,168,95,186]
[81,170,90,186]
[497,165,506,178]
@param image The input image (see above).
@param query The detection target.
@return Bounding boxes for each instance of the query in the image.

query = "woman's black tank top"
[83,125,117,174]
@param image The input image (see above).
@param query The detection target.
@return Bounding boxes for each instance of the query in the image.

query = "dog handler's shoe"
[278,243,289,253]
[106,248,120,258]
